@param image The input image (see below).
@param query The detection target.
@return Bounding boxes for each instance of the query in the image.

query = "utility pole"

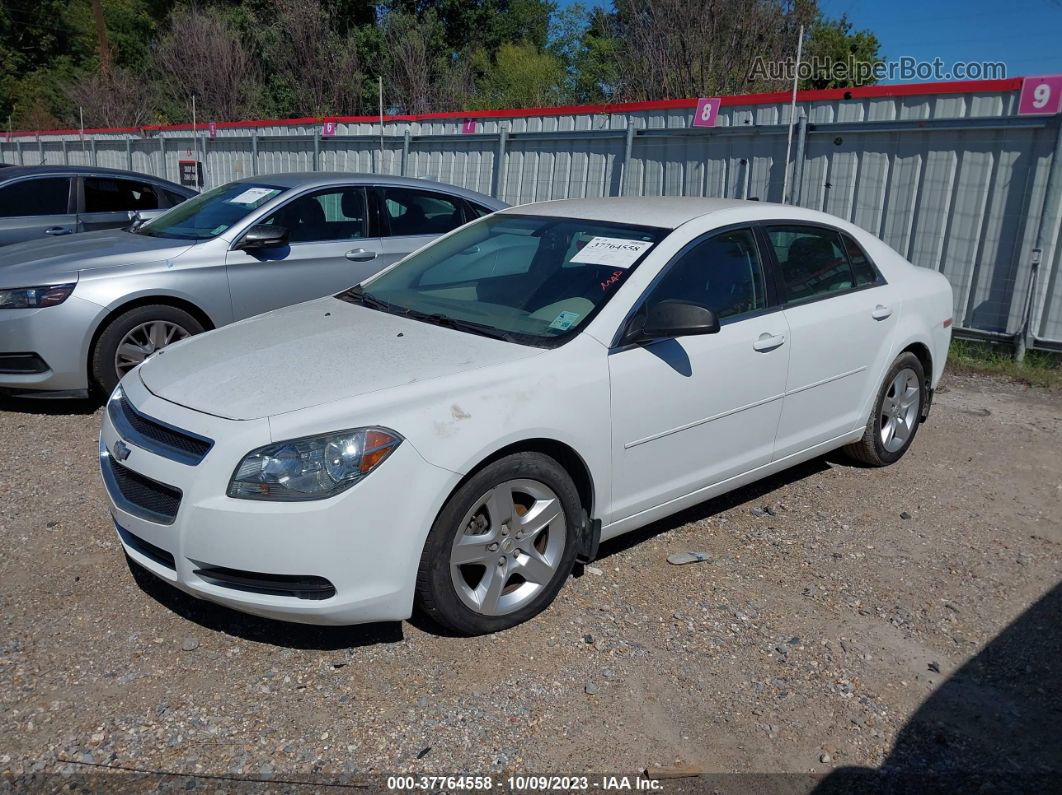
[90,0,113,76]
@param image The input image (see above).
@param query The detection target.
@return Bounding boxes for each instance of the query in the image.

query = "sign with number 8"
[1018,76,1062,116]
[692,97,722,128]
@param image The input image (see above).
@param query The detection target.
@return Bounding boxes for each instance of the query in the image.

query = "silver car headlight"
[227,427,403,501]
[0,283,75,309]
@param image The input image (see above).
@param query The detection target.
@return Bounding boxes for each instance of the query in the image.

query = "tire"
[91,304,204,395]
[415,452,581,635]
[843,352,926,467]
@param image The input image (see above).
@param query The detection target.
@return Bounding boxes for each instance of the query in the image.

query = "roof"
[0,164,191,191]
[233,172,507,207]
[498,197,761,229]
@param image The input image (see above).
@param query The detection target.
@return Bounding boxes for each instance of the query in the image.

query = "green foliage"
[948,339,1061,390]
[0,0,886,129]
[800,14,881,90]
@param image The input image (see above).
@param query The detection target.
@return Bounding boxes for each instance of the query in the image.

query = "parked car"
[98,197,953,634]
[0,173,505,396]
[0,166,195,246]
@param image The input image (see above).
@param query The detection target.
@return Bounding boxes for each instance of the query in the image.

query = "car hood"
[138,297,544,421]
[0,229,196,288]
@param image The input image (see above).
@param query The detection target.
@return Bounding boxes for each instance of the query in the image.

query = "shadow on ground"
[814,583,1062,793]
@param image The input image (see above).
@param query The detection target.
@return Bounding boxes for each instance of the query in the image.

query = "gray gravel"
[0,371,1059,784]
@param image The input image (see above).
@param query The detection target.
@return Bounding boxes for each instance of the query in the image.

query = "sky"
[559,0,1062,84]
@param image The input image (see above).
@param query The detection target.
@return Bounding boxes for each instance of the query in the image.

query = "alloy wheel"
[114,320,190,378]
[880,367,921,453]
[449,478,567,617]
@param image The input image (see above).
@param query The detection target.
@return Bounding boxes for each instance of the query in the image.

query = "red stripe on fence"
[5,77,1024,139]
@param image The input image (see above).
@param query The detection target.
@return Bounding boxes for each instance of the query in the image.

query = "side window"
[381,187,463,237]
[84,178,160,212]
[0,177,70,217]
[466,201,494,219]
[263,187,366,244]
[646,228,767,320]
[767,226,853,303]
[842,233,879,286]
[162,189,191,207]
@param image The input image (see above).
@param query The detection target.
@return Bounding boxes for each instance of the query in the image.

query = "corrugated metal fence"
[3,79,1061,351]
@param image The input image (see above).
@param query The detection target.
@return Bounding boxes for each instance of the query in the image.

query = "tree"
[376,10,474,114]
[800,14,880,89]
[66,67,150,127]
[261,0,367,117]
[477,42,570,109]
[608,0,818,101]
[152,6,261,122]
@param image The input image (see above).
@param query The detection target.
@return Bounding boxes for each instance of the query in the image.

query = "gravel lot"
[1,371,1059,790]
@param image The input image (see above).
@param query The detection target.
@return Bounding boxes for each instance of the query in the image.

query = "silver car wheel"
[114,320,190,377]
[880,367,921,453]
[449,478,567,617]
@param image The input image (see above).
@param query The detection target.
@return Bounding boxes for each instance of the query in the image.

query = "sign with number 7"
[1018,76,1062,116]
[692,97,722,128]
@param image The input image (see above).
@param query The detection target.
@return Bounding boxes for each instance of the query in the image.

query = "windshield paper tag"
[548,311,580,331]
[228,187,280,206]
[570,237,652,269]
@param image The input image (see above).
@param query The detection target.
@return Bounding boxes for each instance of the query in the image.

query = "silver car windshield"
[138,183,285,240]
[342,214,665,346]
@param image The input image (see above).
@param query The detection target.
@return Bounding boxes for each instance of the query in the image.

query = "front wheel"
[843,352,926,466]
[91,304,204,394]
[415,453,581,634]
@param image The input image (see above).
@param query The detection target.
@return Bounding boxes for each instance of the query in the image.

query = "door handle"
[872,304,893,321]
[753,332,786,352]
[345,248,378,262]
[44,226,73,236]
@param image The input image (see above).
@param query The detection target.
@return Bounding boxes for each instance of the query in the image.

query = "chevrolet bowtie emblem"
[113,440,131,461]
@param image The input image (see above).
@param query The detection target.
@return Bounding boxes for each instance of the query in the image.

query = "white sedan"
[99,198,953,634]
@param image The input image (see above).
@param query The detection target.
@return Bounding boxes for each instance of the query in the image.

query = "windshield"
[138,182,285,240]
[341,213,666,345]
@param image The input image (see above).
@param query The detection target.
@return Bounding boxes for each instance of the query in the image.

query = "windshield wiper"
[411,311,518,343]
[339,285,395,312]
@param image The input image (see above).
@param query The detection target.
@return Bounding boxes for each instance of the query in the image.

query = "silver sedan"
[0,173,506,396]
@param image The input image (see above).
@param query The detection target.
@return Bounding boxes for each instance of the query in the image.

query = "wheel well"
[462,439,595,518]
[902,342,933,382]
[87,296,216,379]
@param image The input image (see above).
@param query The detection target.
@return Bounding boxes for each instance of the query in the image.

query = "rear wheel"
[844,352,926,466]
[416,453,580,635]
[91,304,204,394]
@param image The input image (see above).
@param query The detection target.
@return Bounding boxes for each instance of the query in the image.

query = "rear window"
[0,177,70,217]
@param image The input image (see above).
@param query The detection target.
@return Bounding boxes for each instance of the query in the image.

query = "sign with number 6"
[692,97,722,128]
[322,121,337,137]
[1018,76,1062,116]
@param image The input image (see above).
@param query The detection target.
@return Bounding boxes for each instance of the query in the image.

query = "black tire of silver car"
[91,304,204,395]
[415,452,581,635]
[843,351,926,467]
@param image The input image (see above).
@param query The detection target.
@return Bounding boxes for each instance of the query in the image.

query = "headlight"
[0,283,75,309]
[228,427,402,501]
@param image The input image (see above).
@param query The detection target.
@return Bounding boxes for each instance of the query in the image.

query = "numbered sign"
[322,121,337,137]
[692,97,722,128]
[207,121,217,139]
[1018,76,1062,116]
[462,119,477,134]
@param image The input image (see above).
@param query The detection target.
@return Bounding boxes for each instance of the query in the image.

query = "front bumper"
[0,296,102,392]
[100,374,460,625]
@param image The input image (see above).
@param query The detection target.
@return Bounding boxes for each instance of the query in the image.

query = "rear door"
[78,175,165,232]
[226,185,385,320]
[0,176,76,245]
[374,186,472,266]
[765,223,898,459]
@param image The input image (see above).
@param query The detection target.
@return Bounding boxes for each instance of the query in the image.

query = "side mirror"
[237,224,288,250]
[622,300,721,345]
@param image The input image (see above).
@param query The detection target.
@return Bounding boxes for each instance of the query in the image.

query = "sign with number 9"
[1018,76,1062,116]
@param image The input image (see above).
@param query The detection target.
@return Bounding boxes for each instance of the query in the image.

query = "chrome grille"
[103,453,182,524]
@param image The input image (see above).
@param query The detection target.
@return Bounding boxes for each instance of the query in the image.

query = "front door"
[608,228,790,523]
[226,186,385,320]
[78,176,164,233]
